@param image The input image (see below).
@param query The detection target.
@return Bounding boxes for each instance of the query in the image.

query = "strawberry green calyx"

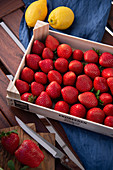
[0,129,18,138]
[92,48,102,57]
[8,160,29,170]
[95,90,104,105]
[28,94,37,103]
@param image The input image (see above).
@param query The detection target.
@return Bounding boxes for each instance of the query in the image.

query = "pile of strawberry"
[15,34,113,127]
[0,130,44,168]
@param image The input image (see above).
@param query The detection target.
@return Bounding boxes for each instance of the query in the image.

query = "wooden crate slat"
[0,26,23,76]
[0,0,24,19]
[2,9,24,39]
[0,111,10,129]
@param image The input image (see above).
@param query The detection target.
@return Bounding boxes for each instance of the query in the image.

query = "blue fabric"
[19,1,113,169]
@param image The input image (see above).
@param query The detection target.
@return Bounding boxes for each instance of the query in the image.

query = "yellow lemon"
[25,0,48,27]
[48,6,74,30]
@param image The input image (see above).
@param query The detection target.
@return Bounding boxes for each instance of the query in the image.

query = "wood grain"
[3,9,23,39]
[0,111,10,129]
[0,123,55,170]
[0,27,23,76]
[0,0,24,19]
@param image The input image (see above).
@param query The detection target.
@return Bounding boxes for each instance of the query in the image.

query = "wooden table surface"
[0,1,113,169]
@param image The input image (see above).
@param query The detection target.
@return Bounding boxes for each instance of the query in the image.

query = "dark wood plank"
[107,5,113,30]
[0,0,24,19]
[2,9,23,39]
[0,26,23,76]
[0,111,10,129]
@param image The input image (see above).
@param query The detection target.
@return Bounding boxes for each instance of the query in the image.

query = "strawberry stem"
[0,130,18,138]
[8,160,15,170]
[92,48,102,56]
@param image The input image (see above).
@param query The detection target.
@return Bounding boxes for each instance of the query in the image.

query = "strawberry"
[107,77,113,95]
[103,104,113,116]
[39,59,54,73]
[0,130,19,155]
[54,101,69,114]
[76,74,93,92]
[63,71,76,86]
[35,91,52,108]
[21,93,36,103]
[70,104,86,118]
[42,47,54,59]
[20,67,34,83]
[32,40,45,55]
[61,86,78,104]
[48,70,62,85]
[78,92,98,108]
[69,60,83,75]
[45,35,59,51]
[86,108,105,124]
[104,116,113,127]
[34,72,47,84]
[84,50,99,63]
[102,68,113,79]
[57,44,72,59]
[15,79,29,94]
[54,58,69,73]
[72,49,84,61]
[26,54,41,70]
[99,93,112,106]
[99,52,113,67]
[31,82,45,96]
[46,81,61,99]
[94,77,108,93]
[84,63,100,79]
[15,139,44,168]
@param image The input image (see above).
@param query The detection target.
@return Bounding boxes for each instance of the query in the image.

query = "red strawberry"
[21,93,36,103]
[61,86,78,104]
[104,116,113,127]
[15,139,44,168]
[78,92,98,108]
[107,77,113,95]
[84,50,98,63]
[102,68,113,79]
[76,74,93,92]
[57,44,72,59]
[103,104,113,116]
[42,47,54,59]
[54,101,69,114]
[32,40,45,55]
[84,63,100,79]
[69,60,83,75]
[54,58,69,73]
[0,130,19,155]
[15,79,29,94]
[35,91,52,108]
[99,52,113,67]
[99,93,112,106]
[48,70,62,85]
[20,67,34,83]
[63,71,76,86]
[45,35,59,51]
[34,72,47,84]
[94,77,108,93]
[39,59,54,73]
[86,108,105,124]
[46,81,61,99]
[31,82,45,96]
[70,104,86,118]
[72,49,84,61]
[26,54,41,70]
